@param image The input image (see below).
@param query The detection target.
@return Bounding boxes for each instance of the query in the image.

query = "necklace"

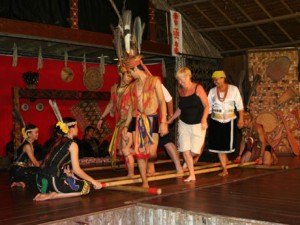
[217,84,228,102]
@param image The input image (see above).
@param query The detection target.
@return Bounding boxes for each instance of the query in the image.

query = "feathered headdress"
[49,100,76,135]
[109,0,145,61]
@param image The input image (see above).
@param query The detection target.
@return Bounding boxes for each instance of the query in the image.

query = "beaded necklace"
[217,84,228,102]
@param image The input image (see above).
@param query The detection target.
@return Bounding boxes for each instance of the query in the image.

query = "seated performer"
[235,112,278,165]
[97,69,134,176]
[34,117,102,201]
[122,55,168,188]
[10,124,40,188]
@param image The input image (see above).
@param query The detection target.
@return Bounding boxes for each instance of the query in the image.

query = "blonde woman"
[168,67,209,182]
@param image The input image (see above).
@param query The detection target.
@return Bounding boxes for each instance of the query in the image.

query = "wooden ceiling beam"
[199,12,300,32]
[210,1,255,48]
[255,0,293,41]
[194,4,240,49]
[0,18,171,56]
[230,0,273,45]
[171,0,209,8]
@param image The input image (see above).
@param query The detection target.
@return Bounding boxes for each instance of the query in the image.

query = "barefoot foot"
[184,176,196,182]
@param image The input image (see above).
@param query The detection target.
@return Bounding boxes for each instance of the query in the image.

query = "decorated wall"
[248,49,300,155]
[0,55,162,156]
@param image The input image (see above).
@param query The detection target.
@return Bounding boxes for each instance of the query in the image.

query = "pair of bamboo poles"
[83,160,288,195]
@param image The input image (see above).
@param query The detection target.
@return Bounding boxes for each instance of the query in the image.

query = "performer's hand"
[237,118,244,129]
[159,122,169,137]
[122,126,128,140]
[201,122,208,130]
[97,119,103,130]
[92,181,102,190]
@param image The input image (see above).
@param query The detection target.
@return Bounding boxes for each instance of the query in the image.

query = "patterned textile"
[71,100,112,141]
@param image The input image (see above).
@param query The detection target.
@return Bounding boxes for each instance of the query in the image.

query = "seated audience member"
[79,126,99,158]
[10,124,40,188]
[34,117,102,201]
[235,112,278,165]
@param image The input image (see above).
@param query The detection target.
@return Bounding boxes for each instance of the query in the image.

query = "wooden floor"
[1,156,300,225]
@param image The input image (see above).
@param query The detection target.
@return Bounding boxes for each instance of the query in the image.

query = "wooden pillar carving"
[12,88,21,153]
[148,0,156,42]
[70,0,79,29]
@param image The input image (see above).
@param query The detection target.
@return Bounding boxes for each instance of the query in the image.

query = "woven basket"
[256,112,278,133]
[83,67,103,91]
[266,56,290,82]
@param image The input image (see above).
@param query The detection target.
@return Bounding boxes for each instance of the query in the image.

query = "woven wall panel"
[248,49,300,155]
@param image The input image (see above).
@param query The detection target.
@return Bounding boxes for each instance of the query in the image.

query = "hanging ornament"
[100,54,105,75]
[82,53,86,73]
[37,46,43,70]
[12,43,18,67]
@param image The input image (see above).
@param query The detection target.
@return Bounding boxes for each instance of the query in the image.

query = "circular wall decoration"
[61,67,74,82]
[21,103,29,112]
[83,67,103,91]
[36,103,44,112]
[256,112,278,133]
[266,56,290,82]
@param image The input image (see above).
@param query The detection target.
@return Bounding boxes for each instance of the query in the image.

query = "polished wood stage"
[0,156,299,225]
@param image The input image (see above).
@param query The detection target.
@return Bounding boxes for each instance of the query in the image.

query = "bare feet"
[127,173,135,178]
[142,182,149,188]
[182,163,188,171]
[33,192,57,201]
[218,171,228,177]
[11,182,26,188]
[184,176,196,182]
[176,169,184,175]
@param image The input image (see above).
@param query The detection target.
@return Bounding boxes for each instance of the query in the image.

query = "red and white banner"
[170,10,182,56]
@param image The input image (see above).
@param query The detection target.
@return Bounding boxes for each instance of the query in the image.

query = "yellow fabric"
[212,70,226,78]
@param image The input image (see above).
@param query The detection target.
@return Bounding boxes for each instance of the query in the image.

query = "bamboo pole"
[84,159,180,172]
[98,162,225,183]
[106,185,162,194]
[99,162,257,187]
[242,164,289,170]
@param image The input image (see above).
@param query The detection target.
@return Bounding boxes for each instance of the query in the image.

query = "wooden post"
[12,87,21,153]
[147,0,156,42]
[70,0,79,29]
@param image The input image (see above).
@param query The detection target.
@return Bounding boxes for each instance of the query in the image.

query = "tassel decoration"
[37,46,43,70]
[12,43,18,67]
[100,54,105,75]
[82,53,86,73]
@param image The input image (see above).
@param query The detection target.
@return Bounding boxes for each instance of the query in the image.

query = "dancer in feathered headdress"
[33,100,102,201]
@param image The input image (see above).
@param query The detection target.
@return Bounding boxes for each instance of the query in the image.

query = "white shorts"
[178,120,206,154]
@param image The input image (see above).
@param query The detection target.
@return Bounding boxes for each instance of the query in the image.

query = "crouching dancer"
[34,117,102,201]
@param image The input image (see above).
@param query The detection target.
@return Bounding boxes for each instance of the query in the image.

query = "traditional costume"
[36,101,90,196]
[10,136,40,187]
[108,83,132,164]
[36,137,90,195]
[122,55,161,159]
[208,71,244,153]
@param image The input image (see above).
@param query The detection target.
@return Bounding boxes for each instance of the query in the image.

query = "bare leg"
[241,151,251,163]
[33,192,81,201]
[263,151,273,166]
[122,133,134,177]
[164,142,183,174]
[183,150,195,182]
[146,133,159,177]
[11,181,26,188]
[137,159,149,188]
[218,153,228,176]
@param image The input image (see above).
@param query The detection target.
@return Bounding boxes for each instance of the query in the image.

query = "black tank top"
[179,84,204,124]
